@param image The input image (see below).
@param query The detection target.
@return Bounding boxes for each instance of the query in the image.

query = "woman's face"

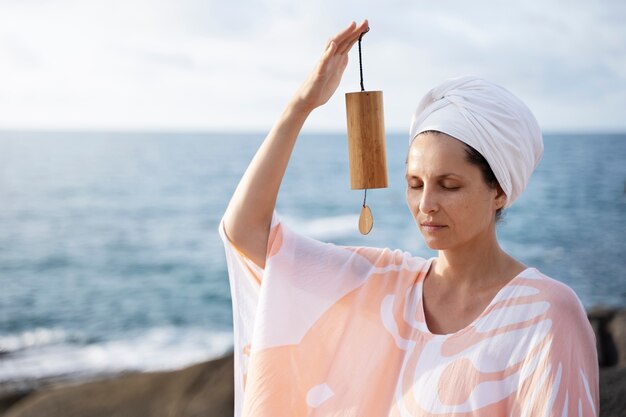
[405,132,505,251]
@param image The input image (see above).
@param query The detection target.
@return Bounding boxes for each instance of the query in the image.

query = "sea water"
[0,131,625,383]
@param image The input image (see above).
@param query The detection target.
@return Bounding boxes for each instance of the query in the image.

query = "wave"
[281,213,360,240]
[0,327,77,354]
[0,326,233,382]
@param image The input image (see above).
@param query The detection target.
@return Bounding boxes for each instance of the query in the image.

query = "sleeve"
[218,211,381,417]
[516,284,600,417]
[218,212,277,417]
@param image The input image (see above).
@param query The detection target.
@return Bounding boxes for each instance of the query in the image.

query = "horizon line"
[1,127,626,136]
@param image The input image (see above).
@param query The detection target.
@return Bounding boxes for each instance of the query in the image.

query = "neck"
[432,229,518,290]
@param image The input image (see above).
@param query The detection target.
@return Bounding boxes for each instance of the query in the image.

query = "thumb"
[323,40,337,59]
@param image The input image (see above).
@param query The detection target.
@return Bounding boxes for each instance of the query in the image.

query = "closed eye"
[407,184,460,191]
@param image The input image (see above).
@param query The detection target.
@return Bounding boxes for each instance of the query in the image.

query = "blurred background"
[1,0,625,406]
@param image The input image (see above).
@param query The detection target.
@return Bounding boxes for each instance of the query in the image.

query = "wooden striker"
[345,90,388,190]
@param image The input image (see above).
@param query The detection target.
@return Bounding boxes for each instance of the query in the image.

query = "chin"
[424,241,447,251]
[419,234,448,251]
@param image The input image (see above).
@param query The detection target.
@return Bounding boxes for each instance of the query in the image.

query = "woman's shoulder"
[266,212,432,273]
[336,244,431,270]
[519,267,588,319]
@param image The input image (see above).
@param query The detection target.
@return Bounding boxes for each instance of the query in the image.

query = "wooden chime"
[345,28,388,235]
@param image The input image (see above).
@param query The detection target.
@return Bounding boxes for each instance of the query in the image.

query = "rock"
[587,306,626,417]
[599,365,626,417]
[4,353,234,417]
[588,306,619,367]
[4,306,626,417]
[607,309,626,368]
[0,391,31,416]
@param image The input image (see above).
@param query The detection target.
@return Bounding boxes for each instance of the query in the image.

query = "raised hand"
[292,19,369,113]
[223,20,369,269]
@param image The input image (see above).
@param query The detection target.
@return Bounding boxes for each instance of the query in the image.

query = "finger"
[337,33,360,55]
[322,40,338,61]
[328,21,359,50]
[316,40,338,73]
[336,19,369,55]
[335,27,360,54]
[323,37,331,51]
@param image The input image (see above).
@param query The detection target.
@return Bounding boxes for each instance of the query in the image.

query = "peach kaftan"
[219,212,599,417]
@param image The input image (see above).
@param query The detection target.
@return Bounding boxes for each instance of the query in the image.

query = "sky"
[0,0,625,133]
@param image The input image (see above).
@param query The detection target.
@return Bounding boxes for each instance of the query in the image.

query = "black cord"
[358,27,370,92]
[358,27,370,208]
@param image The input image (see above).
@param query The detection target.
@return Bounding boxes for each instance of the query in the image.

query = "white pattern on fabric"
[219,212,599,416]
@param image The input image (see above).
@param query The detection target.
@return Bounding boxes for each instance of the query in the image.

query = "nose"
[419,184,439,214]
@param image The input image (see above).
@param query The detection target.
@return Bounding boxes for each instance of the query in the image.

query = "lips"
[420,221,447,232]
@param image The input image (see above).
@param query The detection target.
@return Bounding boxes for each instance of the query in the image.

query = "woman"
[220,20,599,417]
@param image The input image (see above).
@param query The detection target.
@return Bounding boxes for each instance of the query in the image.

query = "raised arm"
[222,19,368,268]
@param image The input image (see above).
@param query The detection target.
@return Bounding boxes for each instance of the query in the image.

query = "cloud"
[0,0,624,131]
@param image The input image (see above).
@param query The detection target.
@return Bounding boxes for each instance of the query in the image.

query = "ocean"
[1,131,625,385]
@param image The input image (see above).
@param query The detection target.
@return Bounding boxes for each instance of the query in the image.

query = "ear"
[494,185,507,210]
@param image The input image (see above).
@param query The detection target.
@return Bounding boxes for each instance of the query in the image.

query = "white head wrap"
[409,76,543,208]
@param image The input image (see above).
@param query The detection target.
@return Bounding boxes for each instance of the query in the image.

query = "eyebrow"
[405,173,463,180]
